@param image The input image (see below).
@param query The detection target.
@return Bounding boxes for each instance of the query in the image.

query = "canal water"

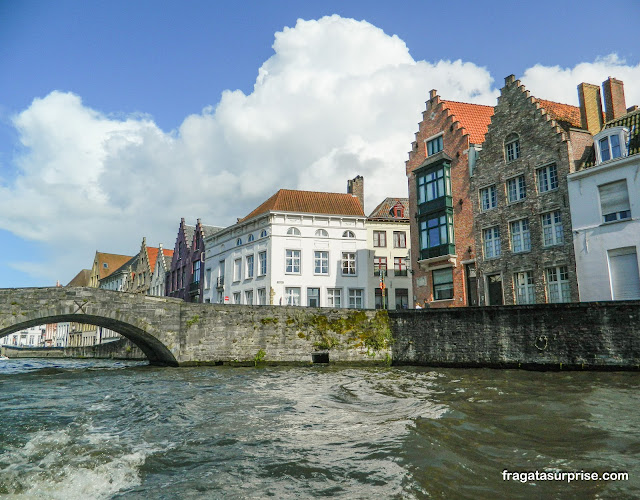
[0,359,638,499]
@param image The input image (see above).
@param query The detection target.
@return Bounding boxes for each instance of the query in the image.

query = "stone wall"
[1,339,145,360]
[389,301,640,370]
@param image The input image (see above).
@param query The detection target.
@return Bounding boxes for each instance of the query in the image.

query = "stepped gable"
[368,197,409,220]
[147,247,173,273]
[239,189,365,223]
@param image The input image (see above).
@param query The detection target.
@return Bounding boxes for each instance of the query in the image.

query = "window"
[480,185,497,211]
[391,204,405,218]
[514,271,535,304]
[204,268,211,289]
[608,247,640,300]
[258,251,267,276]
[257,288,266,305]
[417,166,450,204]
[260,229,268,238]
[248,234,254,242]
[285,287,301,306]
[599,180,631,223]
[285,250,301,274]
[191,260,200,283]
[246,254,254,279]
[599,135,621,163]
[315,229,329,237]
[507,175,526,203]
[419,212,454,253]
[245,290,254,305]
[233,259,241,282]
[546,266,570,303]
[427,135,443,156]
[375,288,387,309]
[287,227,301,236]
[342,252,356,275]
[483,226,501,258]
[505,135,520,162]
[342,230,355,238]
[541,211,563,246]
[314,251,329,275]
[510,219,531,253]
[393,231,406,248]
[537,163,558,193]
[373,257,387,276]
[327,288,342,308]
[373,230,387,247]
[394,257,407,276]
[395,288,409,309]
[236,238,242,246]
[307,288,320,307]
[432,268,453,300]
[103,263,108,269]
[233,292,241,304]
[348,289,363,309]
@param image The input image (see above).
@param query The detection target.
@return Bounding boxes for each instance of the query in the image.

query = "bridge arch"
[0,287,182,366]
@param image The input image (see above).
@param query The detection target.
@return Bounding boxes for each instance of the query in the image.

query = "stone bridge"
[0,287,392,366]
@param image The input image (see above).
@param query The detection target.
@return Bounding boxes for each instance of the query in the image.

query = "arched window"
[287,227,301,236]
[248,234,254,242]
[260,229,268,238]
[315,229,329,237]
[342,230,355,238]
[504,133,520,162]
[236,238,242,246]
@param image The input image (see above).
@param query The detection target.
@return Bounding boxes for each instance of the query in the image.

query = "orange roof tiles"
[441,100,494,144]
[147,247,174,273]
[96,252,133,280]
[537,99,582,128]
[240,189,365,223]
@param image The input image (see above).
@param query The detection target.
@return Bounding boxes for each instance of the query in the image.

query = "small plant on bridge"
[254,348,266,366]
[186,315,200,328]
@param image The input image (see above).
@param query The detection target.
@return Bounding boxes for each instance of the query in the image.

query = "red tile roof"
[537,99,582,128]
[96,252,134,280]
[147,247,174,273]
[441,100,494,144]
[240,189,365,223]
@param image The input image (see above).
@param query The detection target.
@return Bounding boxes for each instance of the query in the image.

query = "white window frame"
[514,271,535,304]
[257,288,267,305]
[507,174,526,203]
[233,292,241,304]
[307,287,320,307]
[287,227,301,236]
[373,230,387,247]
[505,138,520,162]
[233,258,241,282]
[594,127,628,164]
[285,249,301,274]
[546,266,571,303]
[315,229,329,238]
[244,289,254,305]
[541,210,564,247]
[285,287,301,306]
[314,250,329,275]
[258,251,267,276]
[510,218,531,253]
[536,163,559,193]
[480,185,497,211]
[348,288,363,309]
[342,252,357,276]
[245,254,254,279]
[327,288,342,308]
[483,226,501,259]
[599,180,631,223]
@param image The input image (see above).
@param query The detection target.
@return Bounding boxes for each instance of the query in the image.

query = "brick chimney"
[603,77,626,122]
[347,175,364,212]
[577,82,604,134]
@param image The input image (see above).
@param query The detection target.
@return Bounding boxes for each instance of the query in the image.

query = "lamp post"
[379,268,386,309]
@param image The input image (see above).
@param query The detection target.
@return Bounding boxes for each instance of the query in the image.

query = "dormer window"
[595,127,629,164]
[390,203,405,218]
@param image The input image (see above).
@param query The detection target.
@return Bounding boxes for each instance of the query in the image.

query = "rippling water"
[0,359,638,499]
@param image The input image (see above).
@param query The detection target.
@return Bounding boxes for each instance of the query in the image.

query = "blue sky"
[1,0,639,288]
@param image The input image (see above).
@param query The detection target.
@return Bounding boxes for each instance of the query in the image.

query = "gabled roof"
[537,99,582,128]
[604,108,640,156]
[67,269,91,287]
[368,197,409,220]
[147,247,174,273]
[183,224,195,246]
[202,225,224,238]
[441,100,494,144]
[95,252,134,280]
[239,189,365,223]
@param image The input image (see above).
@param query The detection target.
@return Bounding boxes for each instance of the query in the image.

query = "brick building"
[470,75,592,305]
[405,90,493,307]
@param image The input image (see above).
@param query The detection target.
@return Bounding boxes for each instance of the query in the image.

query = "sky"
[1,0,639,288]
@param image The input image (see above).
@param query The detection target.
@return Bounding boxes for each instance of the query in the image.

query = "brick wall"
[390,302,640,370]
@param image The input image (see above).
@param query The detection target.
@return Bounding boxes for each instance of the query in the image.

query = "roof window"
[595,127,629,164]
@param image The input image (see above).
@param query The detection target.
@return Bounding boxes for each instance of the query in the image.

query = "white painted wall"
[568,155,640,301]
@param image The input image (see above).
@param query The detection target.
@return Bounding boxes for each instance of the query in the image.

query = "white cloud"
[1,15,638,285]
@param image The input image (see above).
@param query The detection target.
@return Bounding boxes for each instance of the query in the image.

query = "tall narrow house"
[406,90,493,307]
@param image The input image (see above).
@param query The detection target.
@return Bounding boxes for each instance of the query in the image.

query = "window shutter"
[599,180,630,217]
[609,249,640,300]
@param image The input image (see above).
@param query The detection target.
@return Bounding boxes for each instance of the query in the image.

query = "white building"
[568,107,640,301]
[203,186,370,308]
[0,325,45,347]
[55,322,70,347]
[366,198,414,309]
[149,243,173,297]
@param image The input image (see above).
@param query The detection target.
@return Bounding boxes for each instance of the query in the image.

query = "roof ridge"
[442,99,494,109]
